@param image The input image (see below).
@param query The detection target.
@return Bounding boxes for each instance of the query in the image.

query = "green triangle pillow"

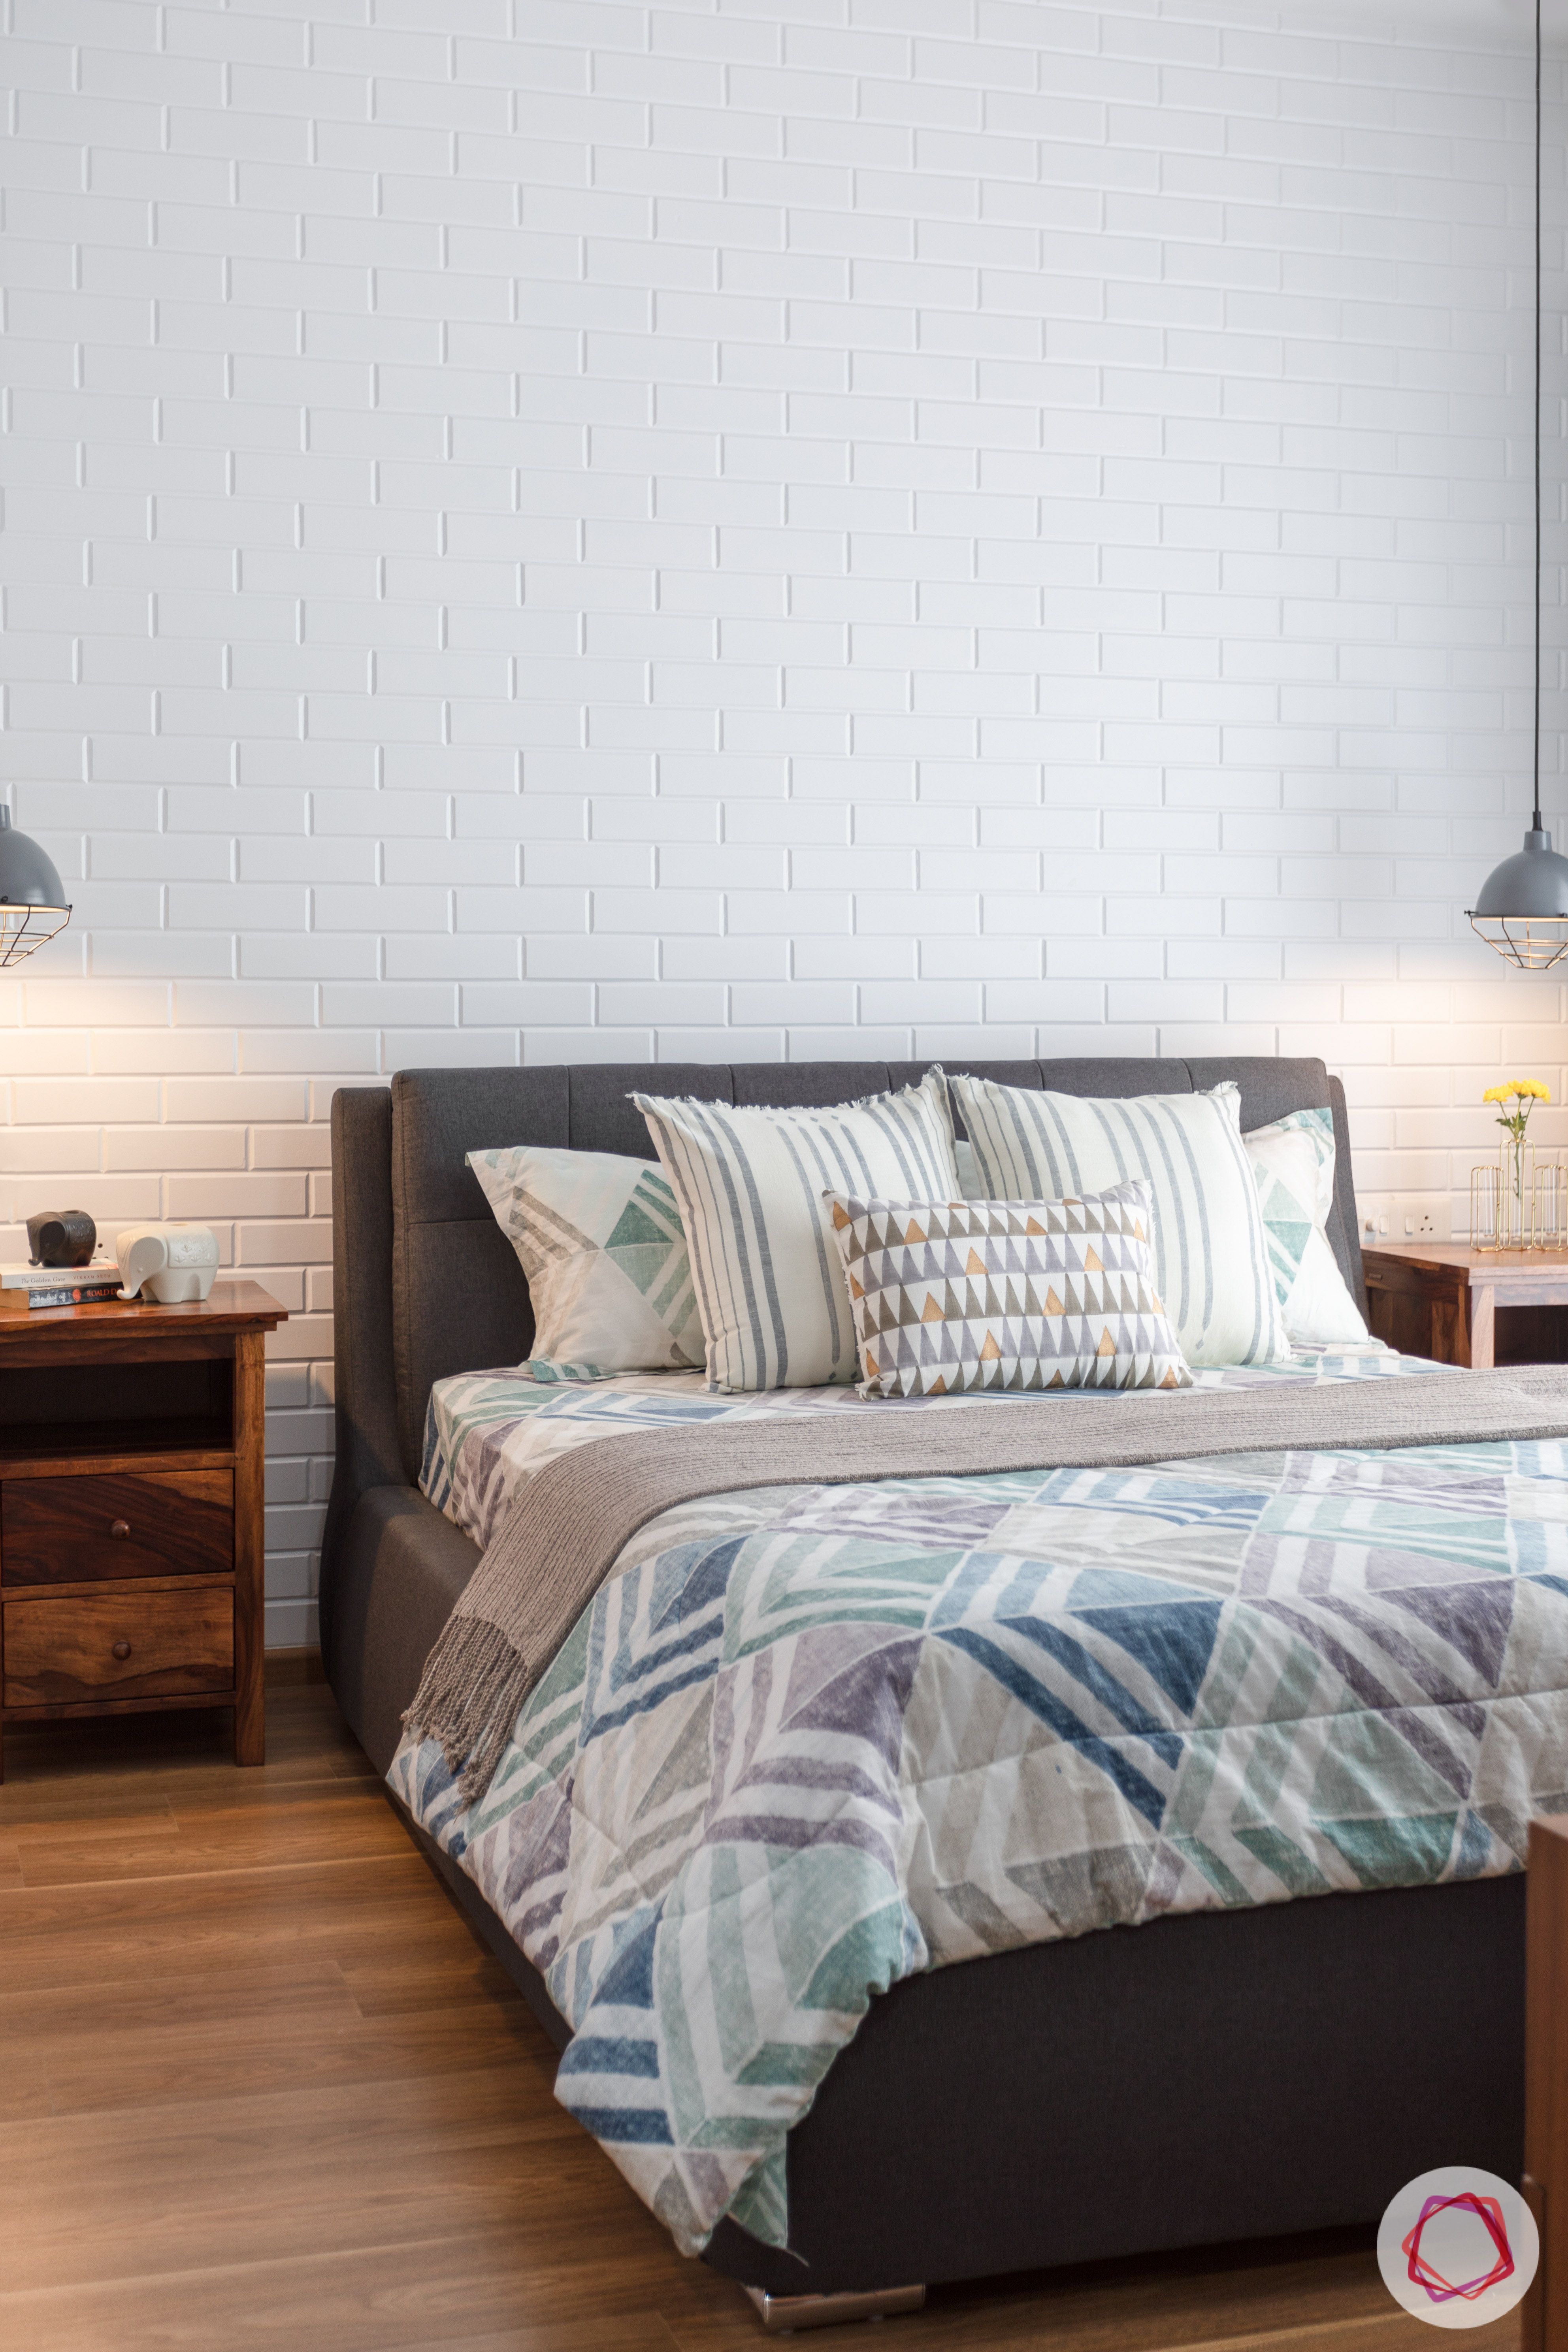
[467,1144,704,1380]
[1242,1107,1368,1346]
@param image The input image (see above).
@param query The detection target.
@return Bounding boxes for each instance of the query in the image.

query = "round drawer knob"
[111,1640,132,1661]
[109,1519,130,1539]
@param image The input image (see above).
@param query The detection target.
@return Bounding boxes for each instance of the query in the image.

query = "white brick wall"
[0,0,1559,1646]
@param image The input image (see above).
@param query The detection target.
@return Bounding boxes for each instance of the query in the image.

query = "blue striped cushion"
[950,1074,1289,1368]
[635,1071,961,1391]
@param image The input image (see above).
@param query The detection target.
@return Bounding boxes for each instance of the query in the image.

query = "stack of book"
[0,1262,123,1312]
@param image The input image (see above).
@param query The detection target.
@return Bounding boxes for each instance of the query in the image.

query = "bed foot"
[743,2283,926,2333]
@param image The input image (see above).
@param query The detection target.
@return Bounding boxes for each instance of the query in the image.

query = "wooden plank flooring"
[0,1685,1521,2352]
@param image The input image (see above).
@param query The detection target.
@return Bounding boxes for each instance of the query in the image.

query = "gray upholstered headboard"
[326,1056,1364,1528]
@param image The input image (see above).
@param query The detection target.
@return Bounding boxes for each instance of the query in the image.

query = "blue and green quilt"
[392,1344,1568,2257]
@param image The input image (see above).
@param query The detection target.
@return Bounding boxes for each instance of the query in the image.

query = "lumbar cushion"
[826,1177,1191,1398]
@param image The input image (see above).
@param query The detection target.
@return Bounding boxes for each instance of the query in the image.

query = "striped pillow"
[950,1074,1289,1369]
[827,1180,1191,1398]
[634,1071,961,1391]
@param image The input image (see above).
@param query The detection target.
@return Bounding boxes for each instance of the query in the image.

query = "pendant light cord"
[1535,0,1544,835]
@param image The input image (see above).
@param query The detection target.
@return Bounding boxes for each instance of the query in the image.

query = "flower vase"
[1500,1138,1535,1248]
[1536,1157,1568,1249]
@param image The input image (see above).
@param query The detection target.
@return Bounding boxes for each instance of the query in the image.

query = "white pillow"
[1244,1106,1369,1346]
[466,1144,705,1379]
[634,1070,961,1391]
[949,1073,1290,1369]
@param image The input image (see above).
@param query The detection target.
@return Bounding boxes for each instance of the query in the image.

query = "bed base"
[386,1770,1525,2304]
[324,1061,1524,2313]
[745,2283,926,2333]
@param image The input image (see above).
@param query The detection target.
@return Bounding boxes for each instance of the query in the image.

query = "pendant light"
[0,808,72,965]
[1468,0,1568,969]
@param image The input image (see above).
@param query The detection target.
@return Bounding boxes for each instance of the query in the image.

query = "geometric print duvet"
[392,1345,1568,2258]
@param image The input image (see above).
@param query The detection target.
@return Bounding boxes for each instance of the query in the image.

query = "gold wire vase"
[1471,1163,1500,1250]
[1501,1135,1533,1246]
[1472,1144,1536,1249]
[1536,1156,1568,1250]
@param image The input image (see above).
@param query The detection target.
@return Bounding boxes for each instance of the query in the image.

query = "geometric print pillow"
[1242,1108,1369,1347]
[466,1145,705,1380]
[825,1179,1191,1399]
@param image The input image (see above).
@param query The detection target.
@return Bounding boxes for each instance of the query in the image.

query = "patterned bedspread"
[393,1344,1568,2259]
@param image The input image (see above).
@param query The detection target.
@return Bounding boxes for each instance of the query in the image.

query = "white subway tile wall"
[0,0,1560,1647]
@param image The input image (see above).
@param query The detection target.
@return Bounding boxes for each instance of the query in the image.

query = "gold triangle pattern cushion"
[825,1179,1192,1399]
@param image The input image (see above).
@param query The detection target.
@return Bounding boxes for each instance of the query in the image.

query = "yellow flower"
[1484,1080,1551,1104]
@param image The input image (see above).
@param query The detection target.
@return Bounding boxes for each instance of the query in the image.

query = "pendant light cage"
[0,807,72,963]
[0,903,72,966]
[1467,913,1568,970]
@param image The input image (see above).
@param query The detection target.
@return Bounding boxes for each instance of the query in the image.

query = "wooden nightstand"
[1363,1242,1568,1371]
[0,1280,287,1778]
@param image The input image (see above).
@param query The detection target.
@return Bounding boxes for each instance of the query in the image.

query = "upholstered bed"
[322,1057,1534,2309]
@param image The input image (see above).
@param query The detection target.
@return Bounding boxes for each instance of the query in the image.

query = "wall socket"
[1359,1197,1451,1247]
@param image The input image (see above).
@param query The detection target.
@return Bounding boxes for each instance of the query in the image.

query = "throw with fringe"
[404,1363,1568,1807]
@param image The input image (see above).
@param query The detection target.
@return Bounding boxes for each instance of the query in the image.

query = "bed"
[322,1056,1540,2317]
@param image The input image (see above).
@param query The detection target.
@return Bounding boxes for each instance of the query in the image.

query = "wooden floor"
[0,1683,1520,2352]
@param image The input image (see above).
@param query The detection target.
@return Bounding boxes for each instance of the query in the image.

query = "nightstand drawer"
[1,1469,234,1585]
[2,1586,234,1707]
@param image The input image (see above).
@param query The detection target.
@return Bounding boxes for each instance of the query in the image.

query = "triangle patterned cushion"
[1243,1106,1369,1346]
[467,1144,705,1380]
[826,1179,1192,1399]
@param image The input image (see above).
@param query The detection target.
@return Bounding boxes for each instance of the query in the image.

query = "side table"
[0,1280,287,1777]
[1362,1243,1568,1371]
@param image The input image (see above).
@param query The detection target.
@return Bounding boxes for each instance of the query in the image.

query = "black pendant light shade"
[1468,0,1562,969]
[0,808,72,965]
